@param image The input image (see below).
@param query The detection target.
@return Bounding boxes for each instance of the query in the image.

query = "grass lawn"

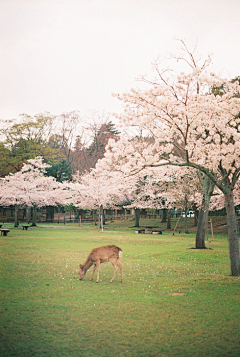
[1,218,240,357]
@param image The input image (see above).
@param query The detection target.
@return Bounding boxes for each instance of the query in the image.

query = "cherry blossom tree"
[125,172,169,228]
[69,169,128,230]
[209,180,240,213]
[162,165,215,245]
[158,166,202,235]
[115,169,172,228]
[99,61,240,275]
[97,138,211,243]
[0,157,68,226]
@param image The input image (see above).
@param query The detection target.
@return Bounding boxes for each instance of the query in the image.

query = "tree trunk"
[167,209,171,229]
[224,189,240,276]
[75,210,79,220]
[97,208,101,231]
[46,206,55,223]
[183,202,189,234]
[100,206,105,225]
[26,206,31,224]
[184,214,189,234]
[195,173,215,249]
[93,210,97,225]
[32,205,37,226]
[192,204,198,227]
[161,209,167,223]
[57,206,60,223]
[103,209,105,225]
[194,210,198,227]
[134,208,140,227]
[195,209,208,248]
[14,205,19,227]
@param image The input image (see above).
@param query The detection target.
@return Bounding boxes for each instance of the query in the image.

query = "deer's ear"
[79,264,82,269]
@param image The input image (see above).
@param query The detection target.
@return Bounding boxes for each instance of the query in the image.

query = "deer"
[78,245,123,283]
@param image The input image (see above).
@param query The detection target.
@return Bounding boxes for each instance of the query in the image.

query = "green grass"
[1,219,240,357]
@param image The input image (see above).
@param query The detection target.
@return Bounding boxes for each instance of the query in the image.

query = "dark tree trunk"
[167,209,171,229]
[184,214,189,234]
[183,199,189,234]
[194,210,198,227]
[93,210,97,225]
[46,206,55,223]
[195,209,208,248]
[161,208,167,223]
[192,204,198,226]
[195,173,215,249]
[224,189,240,276]
[14,205,19,227]
[26,206,31,224]
[32,205,37,226]
[134,208,140,227]
[57,206,60,223]
[100,206,105,225]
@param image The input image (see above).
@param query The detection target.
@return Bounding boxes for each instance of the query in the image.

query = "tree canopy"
[96,53,240,275]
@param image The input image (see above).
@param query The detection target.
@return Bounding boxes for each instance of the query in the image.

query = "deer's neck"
[82,258,93,273]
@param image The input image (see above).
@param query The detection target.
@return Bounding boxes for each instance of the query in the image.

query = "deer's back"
[88,245,123,262]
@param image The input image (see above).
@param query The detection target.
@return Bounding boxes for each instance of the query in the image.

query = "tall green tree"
[0,113,68,176]
[0,143,12,177]
[46,159,72,182]
[1,113,58,175]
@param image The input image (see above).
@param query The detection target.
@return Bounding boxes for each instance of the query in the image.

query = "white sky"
[0,0,240,122]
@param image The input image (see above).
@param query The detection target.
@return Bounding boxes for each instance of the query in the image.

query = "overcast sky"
[0,0,240,122]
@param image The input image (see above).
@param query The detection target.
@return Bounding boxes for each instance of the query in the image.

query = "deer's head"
[78,264,85,280]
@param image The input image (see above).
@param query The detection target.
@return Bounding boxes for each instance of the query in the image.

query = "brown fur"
[79,245,123,283]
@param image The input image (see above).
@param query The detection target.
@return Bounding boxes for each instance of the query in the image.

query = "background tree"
[0,111,120,179]
[0,113,58,175]
[70,169,127,230]
[53,111,82,173]
[0,143,12,177]
[44,159,72,222]
[72,120,119,175]
[0,157,68,226]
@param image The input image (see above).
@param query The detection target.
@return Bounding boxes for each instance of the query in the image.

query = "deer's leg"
[96,260,101,283]
[109,258,122,283]
[90,264,96,281]
[118,261,123,282]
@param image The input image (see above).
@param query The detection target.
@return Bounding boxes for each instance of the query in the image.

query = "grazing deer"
[78,245,123,283]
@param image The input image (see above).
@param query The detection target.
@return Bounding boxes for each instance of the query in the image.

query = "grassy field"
[1,218,240,357]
